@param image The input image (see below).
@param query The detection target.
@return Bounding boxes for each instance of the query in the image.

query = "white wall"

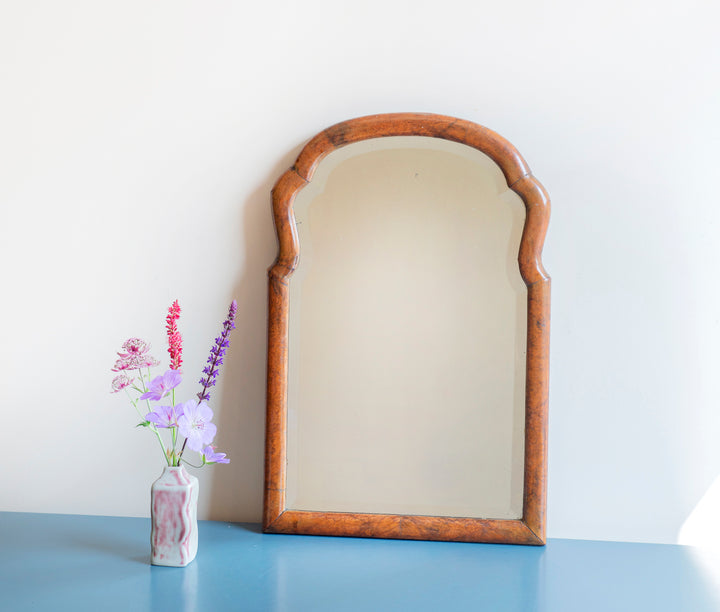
[1,0,718,545]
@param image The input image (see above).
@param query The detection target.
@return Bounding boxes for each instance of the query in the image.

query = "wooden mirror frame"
[263,113,550,545]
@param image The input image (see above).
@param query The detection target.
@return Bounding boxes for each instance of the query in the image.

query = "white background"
[1,0,718,545]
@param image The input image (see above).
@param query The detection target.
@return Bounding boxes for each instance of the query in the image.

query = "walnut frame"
[263,113,550,545]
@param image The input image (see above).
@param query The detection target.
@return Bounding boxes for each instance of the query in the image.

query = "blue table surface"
[1,512,719,611]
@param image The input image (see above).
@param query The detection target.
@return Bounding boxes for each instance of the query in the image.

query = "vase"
[150,465,199,567]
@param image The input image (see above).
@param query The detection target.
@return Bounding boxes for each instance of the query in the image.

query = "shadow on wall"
[204,145,305,523]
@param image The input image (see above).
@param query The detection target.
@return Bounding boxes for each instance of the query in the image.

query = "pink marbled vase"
[150,466,199,567]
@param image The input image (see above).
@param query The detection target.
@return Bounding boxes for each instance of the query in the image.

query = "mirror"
[287,137,527,519]
[264,114,550,545]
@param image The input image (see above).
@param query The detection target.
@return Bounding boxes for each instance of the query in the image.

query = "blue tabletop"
[1,512,719,611]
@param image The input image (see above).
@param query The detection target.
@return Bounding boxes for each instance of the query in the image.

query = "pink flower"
[111,338,160,371]
[166,301,183,371]
[117,338,151,358]
[111,374,135,393]
[112,354,160,371]
[140,370,182,401]
[177,400,216,452]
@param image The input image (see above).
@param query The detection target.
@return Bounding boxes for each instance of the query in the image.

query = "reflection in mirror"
[286,137,527,519]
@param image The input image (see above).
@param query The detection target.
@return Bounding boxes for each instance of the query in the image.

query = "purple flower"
[197,300,237,402]
[140,370,182,401]
[110,374,135,393]
[146,404,185,428]
[177,400,217,452]
[201,445,230,464]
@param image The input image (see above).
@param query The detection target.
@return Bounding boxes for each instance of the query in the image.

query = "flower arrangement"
[111,299,236,467]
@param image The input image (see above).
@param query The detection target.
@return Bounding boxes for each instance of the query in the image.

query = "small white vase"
[150,465,199,567]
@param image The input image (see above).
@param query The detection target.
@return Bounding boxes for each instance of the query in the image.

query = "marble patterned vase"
[150,466,199,567]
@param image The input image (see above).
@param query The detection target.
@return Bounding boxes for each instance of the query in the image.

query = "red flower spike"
[166,300,183,371]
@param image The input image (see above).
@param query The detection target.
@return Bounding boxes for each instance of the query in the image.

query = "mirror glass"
[285,136,527,519]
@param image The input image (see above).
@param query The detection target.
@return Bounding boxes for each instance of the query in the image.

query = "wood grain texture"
[264,113,550,545]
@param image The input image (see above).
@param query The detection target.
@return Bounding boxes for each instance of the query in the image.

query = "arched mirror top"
[270,113,550,287]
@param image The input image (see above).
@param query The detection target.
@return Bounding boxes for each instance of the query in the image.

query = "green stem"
[153,427,170,466]
[170,427,178,466]
[125,373,170,466]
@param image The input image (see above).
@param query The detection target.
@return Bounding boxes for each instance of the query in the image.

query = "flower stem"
[125,379,170,466]
[153,428,170,466]
[177,438,188,462]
